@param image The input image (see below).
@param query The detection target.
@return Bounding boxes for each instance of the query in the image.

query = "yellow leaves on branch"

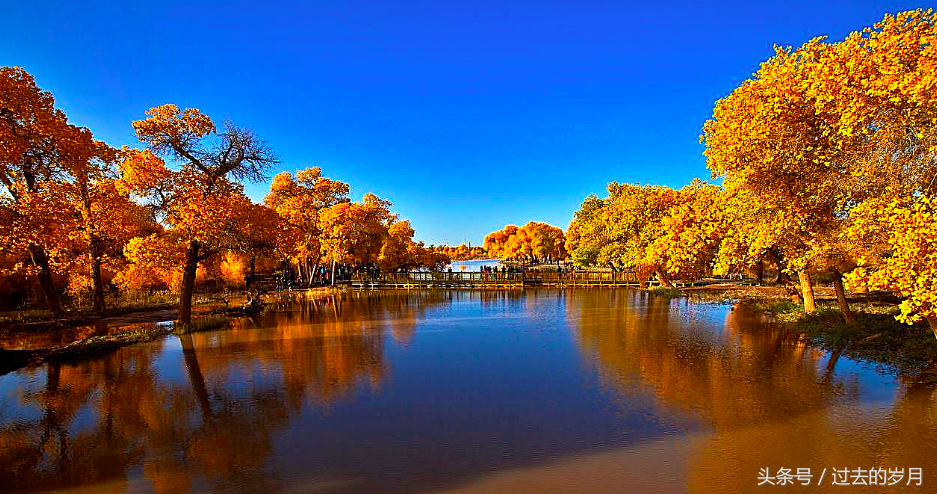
[0,67,63,172]
[431,244,482,261]
[2,69,445,305]
[115,234,186,290]
[692,8,937,325]
[117,148,172,195]
[264,167,350,262]
[131,104,215,151]
[845,196,937,325]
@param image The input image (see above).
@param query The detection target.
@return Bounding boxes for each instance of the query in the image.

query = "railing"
[350,271,643,286]
[522,271,639,284]
[353,272,525,284]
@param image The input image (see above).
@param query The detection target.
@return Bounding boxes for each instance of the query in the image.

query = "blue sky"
[0,0,924,245]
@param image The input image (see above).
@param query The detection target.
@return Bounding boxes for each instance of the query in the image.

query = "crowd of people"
[478,265,522,275]
[274,263,359,290]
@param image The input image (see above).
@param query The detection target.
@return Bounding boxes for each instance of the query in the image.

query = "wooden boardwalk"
[351,271,652,289]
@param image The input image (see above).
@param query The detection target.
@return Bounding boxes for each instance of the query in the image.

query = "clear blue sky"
[0,0,924,245]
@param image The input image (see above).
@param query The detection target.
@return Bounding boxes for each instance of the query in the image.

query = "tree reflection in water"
[1,289,933,494]
[569,289,937,492]
[0,291,454,493]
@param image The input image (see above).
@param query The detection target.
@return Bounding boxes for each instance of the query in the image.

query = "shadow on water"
[0,289,934,493]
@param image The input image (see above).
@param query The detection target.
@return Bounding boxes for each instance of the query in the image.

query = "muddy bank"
[0,324,173,375]
[0,304,178,333]
[0,288,345,375]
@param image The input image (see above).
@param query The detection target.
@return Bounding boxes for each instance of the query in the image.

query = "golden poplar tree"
[0,67,73,314]
[119,105,277,325]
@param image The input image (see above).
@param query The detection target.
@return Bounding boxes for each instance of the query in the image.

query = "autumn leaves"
[1,75,443,325]
[483,222,566,263]
[1,68,151,315]
[565,182,723,289]
[705,9,937,332]
[266,170,449,285]
[3,8,937,335]
[567,9,937,334]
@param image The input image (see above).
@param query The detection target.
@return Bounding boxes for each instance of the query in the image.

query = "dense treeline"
[0,68,446,325]
[567,10,937,336]
[430,244,487,261]
[566,180,722,287]
[483,221,566,264]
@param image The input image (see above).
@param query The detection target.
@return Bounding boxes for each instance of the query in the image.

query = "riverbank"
[0,286,347,376]
[652,283,937,383]
[0,314,236,376]
[0,301,178,333]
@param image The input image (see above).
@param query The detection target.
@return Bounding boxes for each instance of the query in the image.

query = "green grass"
[791,306,937,378]
[647,286,683,298]
[716,294,937,380]
[750,298,803,321]
[173,315,230,334]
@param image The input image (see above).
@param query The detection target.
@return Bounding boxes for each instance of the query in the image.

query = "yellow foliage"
[483,222,565,261]
[219,251,247,287]
[845,196,937,326]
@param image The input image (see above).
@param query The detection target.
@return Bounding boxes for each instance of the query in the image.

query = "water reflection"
[569,290,936,493]
[0,289,933,493]
[571,290,852,428]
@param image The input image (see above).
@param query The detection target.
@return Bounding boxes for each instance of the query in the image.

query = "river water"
[444,258,503,271]
[0,289,934,493]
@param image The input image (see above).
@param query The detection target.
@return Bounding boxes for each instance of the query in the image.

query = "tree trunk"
[822,347,843,382]
[180,333,213,419]
[179,240,200,327]
[770,248,785,285]
[331,259,336,286]
[655,269,674,288]
[773,258,783,284]
[927,316,937,341]
[831,269,856,324]
[245,255,255,291]
[826,348,842,373]
[754,260,765,284]
[90,236,106,313]
[798,271,816,313]
[28,243,63,315]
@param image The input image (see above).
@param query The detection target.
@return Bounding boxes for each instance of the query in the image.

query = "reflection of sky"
[0,369,45,424]
[150,337,189,387]
[825,355,900,404]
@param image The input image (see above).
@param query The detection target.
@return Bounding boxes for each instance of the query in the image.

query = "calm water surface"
[444,258,503,271]
[1,289,935,493]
